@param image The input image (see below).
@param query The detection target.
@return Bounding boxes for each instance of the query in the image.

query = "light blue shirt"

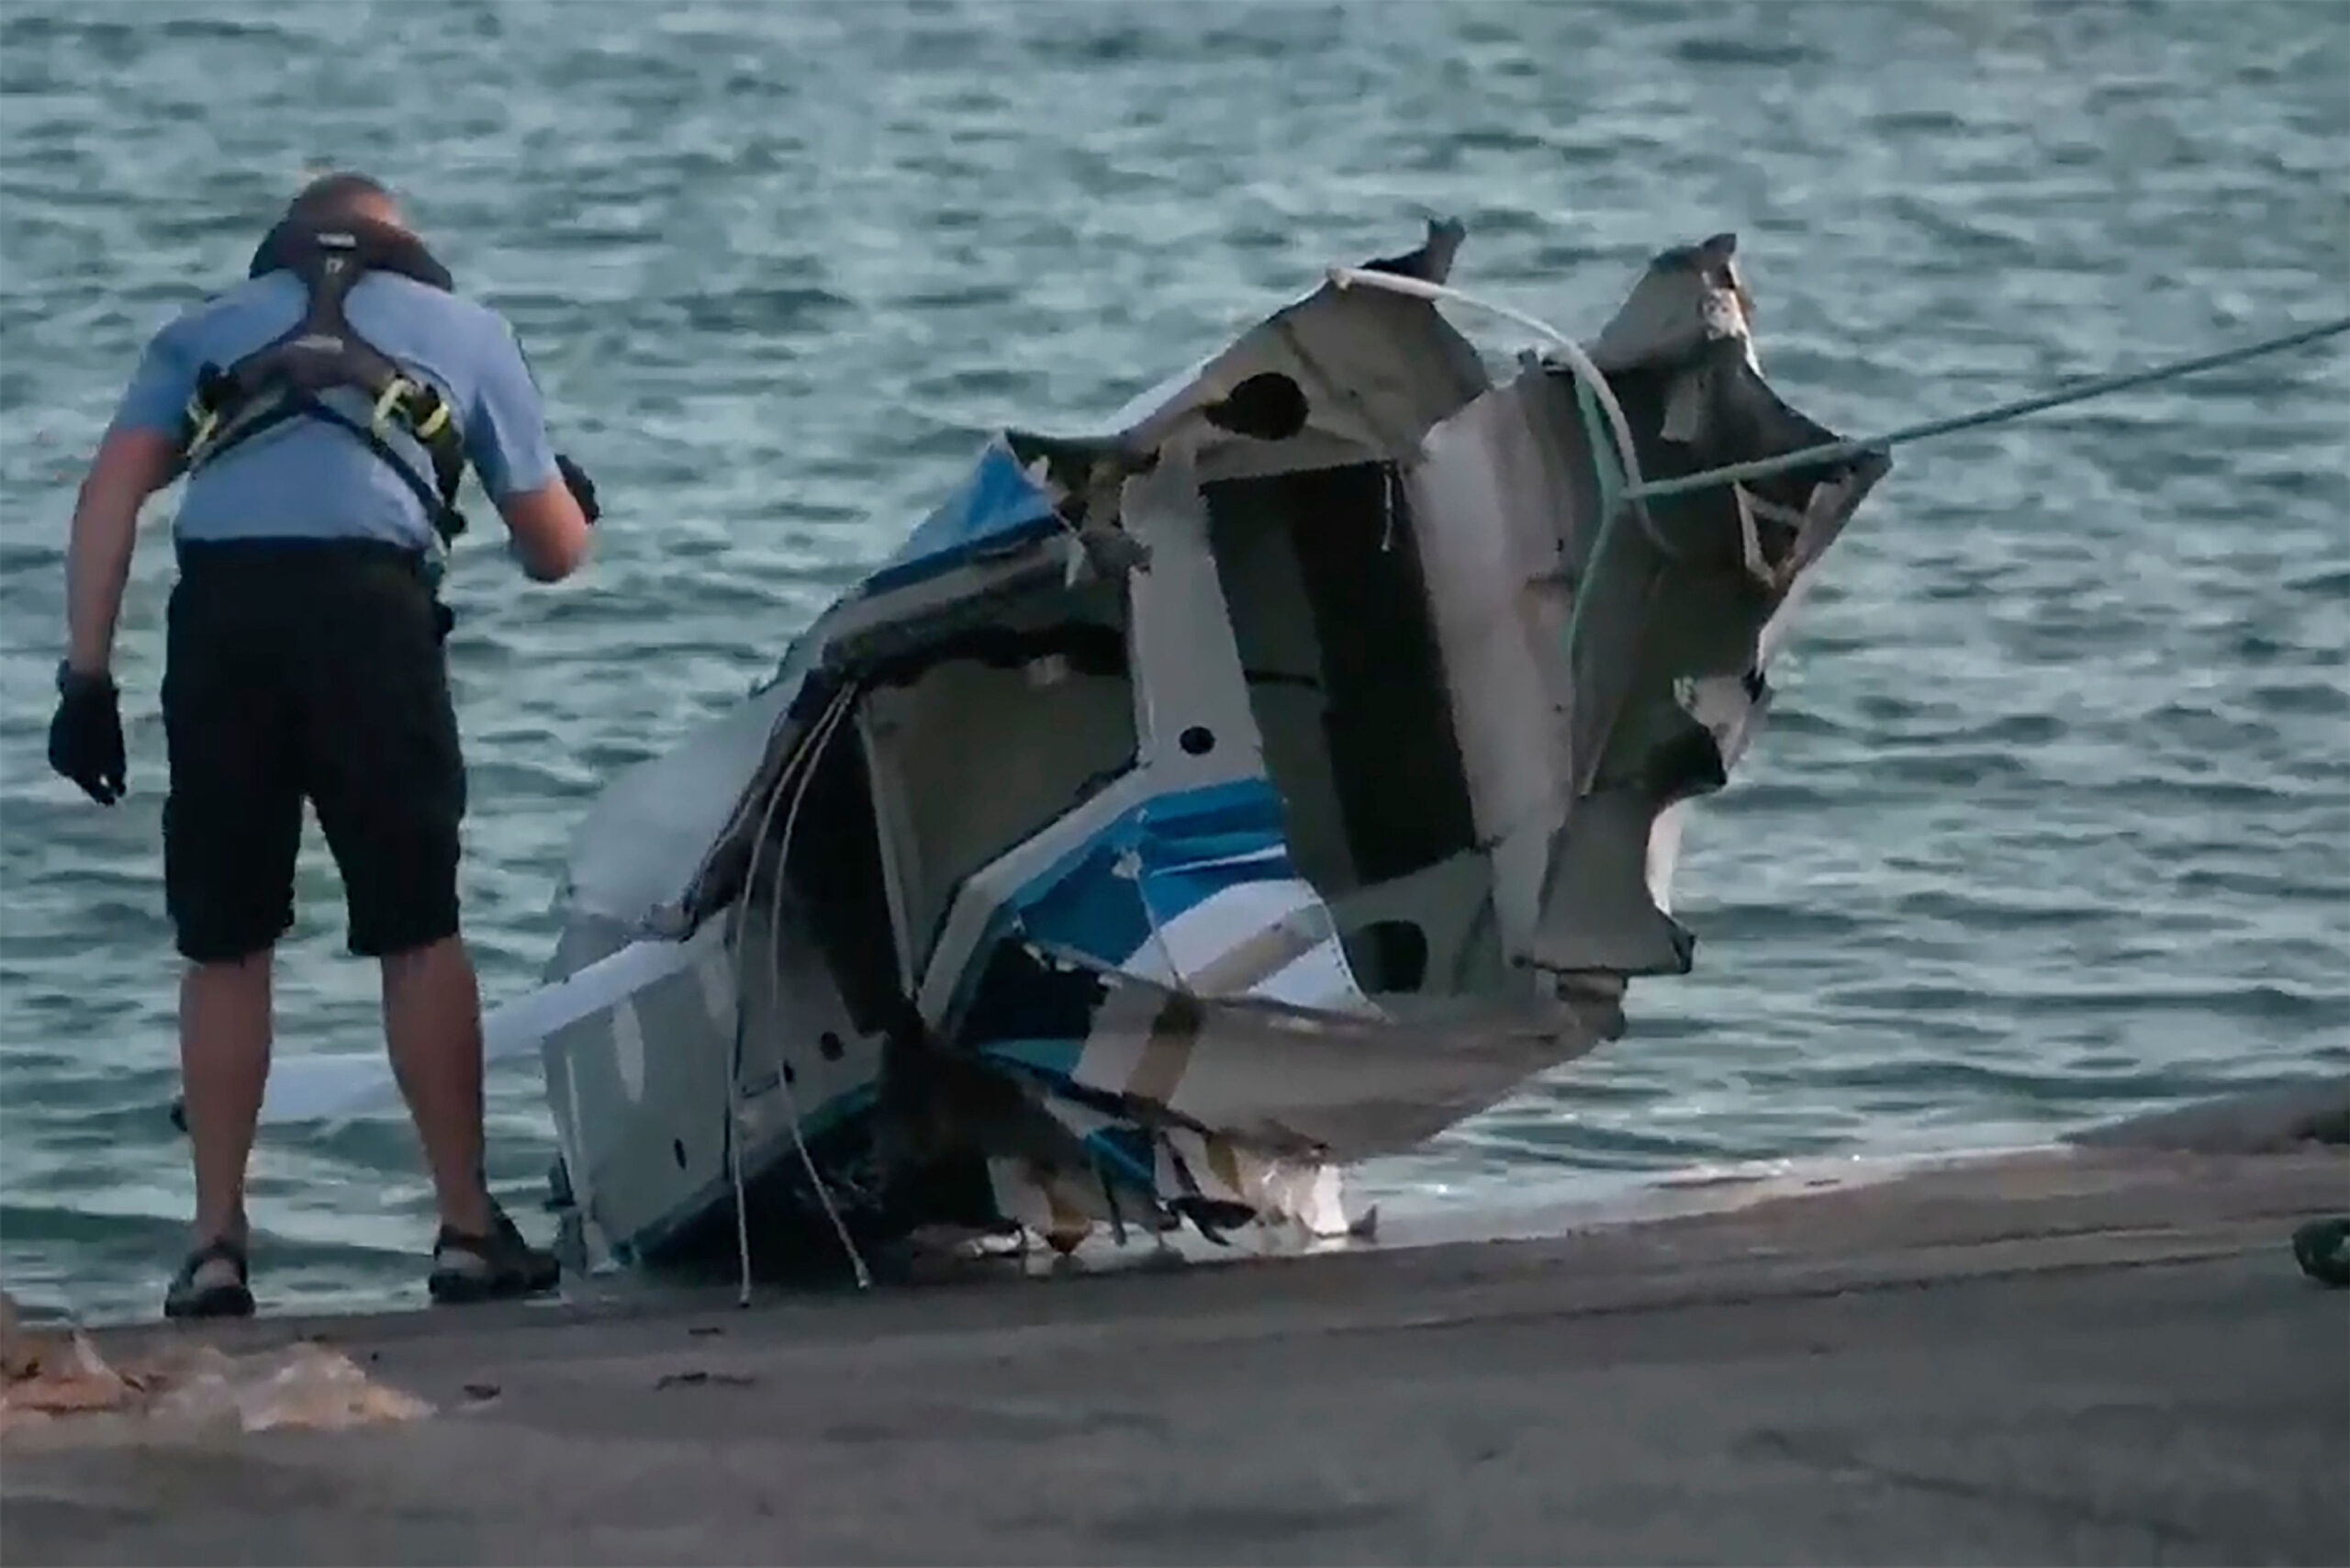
[110,269,560,552]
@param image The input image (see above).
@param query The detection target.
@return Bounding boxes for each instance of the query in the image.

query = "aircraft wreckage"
[259,220,1891,1281]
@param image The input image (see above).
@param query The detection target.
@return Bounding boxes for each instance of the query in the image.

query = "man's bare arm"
[64,426,180,675]
[498,476,594,584]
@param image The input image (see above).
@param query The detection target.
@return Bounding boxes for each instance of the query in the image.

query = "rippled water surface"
[2,0,2344,1323]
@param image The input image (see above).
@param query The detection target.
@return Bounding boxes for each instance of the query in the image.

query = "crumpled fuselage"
[525,221,1890,1277]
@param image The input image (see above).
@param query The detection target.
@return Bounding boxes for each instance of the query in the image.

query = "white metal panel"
[1403,377,1584,963]
[1121,442,1269,792]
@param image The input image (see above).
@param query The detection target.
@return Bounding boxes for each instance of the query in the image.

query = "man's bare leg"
[381,935,498,1238]
[181,951,273,1247]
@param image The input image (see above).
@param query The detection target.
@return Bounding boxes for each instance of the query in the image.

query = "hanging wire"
[759,681,873,1292]
[720,678,870,1305]
[720,715,811,1306]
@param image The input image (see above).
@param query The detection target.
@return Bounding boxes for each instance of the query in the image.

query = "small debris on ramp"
[2,1289,432,1443]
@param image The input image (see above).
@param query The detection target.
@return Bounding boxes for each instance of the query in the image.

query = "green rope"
[1625,313,2350,503]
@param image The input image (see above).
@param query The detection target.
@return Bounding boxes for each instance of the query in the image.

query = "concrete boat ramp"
[4,1085,2344,1566]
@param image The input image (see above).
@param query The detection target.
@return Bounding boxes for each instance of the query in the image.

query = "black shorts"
[161,538,466,964]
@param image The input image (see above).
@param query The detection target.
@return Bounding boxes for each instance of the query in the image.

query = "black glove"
[49,664,126,806]
[555,453,600,524]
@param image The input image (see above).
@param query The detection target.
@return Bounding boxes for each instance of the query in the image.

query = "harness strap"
[182,222,472,546]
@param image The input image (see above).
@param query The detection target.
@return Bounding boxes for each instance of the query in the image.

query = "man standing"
[46,172,600,1318]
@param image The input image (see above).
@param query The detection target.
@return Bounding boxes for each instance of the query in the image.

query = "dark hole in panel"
[1203,462,1477,890]
[1356,918,1430,992]
[780,725,901,1036]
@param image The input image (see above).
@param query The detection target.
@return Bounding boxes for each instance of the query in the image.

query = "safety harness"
[180,218,472,547]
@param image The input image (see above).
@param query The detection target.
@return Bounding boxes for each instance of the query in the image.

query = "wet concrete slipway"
[2,1080,2344,1567]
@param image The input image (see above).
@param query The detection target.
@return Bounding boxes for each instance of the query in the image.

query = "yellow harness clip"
[184,396,221,461]
[369,377,411,433]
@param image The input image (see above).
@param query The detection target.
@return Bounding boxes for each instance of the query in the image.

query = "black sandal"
[163,1236,255,1320]
[427,1201,560,1305]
